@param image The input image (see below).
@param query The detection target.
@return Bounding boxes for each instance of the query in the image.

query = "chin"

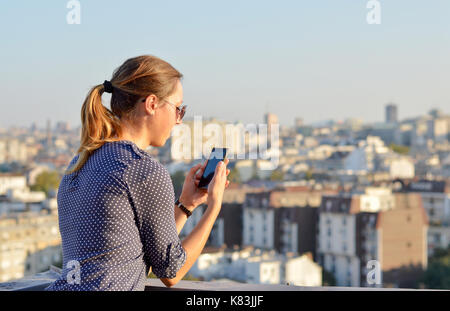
[152,138,168,147]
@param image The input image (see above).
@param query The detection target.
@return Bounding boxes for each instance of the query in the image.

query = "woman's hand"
[207,159,229,209]
[179,160,230,211]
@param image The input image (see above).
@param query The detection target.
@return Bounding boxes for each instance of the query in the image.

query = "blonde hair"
[66,55,183,175]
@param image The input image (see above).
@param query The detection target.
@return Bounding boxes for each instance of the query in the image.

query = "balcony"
[0,266,439,291]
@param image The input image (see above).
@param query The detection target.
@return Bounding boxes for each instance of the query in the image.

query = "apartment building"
[401,179,450,256]
[242,188,323,258]
[190,246,322,287]
[317,188,428,288]
[0,139,28,164]
[0,173,27,195]
[180,202,243,249]
[403,180,450,225]
[0,210,61,282]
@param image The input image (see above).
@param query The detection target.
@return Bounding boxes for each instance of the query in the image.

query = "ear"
[143,94,159,116]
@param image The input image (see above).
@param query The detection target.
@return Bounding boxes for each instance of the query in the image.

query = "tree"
[305,169,313,181]
[421,246,450,289]
[30,170,60,196]
[389,143,410,155]
[269,169,284,181]
[322,269,336,286]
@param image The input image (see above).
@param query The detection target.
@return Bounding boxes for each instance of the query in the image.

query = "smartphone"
[198,147,227,189]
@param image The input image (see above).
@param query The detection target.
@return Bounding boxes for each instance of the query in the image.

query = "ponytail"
[65,83,122,175]
[65,54,182,175]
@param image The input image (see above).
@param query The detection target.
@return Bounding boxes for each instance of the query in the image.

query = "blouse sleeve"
[125,158,187,279]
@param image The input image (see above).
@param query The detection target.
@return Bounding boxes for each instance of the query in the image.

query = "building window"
[433,233,441,243]
[326,201,332,211]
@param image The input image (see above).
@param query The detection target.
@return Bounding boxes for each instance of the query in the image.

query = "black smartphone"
[198,147,227,189]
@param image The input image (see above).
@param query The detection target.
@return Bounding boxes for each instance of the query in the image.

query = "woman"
[45,55,229,291]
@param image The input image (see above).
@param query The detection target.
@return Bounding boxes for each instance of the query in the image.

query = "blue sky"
[1,0,449,128]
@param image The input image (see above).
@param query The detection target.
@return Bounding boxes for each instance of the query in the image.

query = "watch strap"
[175,198,192,217]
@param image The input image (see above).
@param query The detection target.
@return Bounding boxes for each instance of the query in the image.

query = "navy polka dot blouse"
[45,140,186,291]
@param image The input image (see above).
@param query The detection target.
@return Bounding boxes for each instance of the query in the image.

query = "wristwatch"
[175,198,192,218]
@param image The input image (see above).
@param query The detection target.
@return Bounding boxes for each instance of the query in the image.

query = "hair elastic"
[103,80,113,93]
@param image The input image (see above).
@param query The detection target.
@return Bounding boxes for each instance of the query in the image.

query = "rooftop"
[0,266,443,291]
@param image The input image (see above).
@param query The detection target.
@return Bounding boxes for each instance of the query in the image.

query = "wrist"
[207,198,222,210]
[177,197,195,212]
[175,198,194,218]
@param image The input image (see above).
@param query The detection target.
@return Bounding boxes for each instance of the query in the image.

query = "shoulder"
[124,154,172,186]
[87,140,153,174]
[101,141,173,185]
[123,150,175,204]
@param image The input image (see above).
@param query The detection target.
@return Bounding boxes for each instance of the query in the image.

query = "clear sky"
[1,0,449,129]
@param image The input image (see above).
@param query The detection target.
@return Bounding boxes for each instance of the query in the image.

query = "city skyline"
[1,105,448,132]
[1,1,450,128]
[1,1,450,292]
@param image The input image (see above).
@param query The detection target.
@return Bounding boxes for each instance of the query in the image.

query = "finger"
[213,161,224,177]
[226,169,230,176]
[187,163,203,179]
[195,161,208,179]
[195,171,204,181]
[217,161,224,172]
[220,162,227,177]
[224,158,229,166]
[225,180,230,188]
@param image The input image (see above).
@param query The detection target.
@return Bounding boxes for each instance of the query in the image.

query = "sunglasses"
[141,98,187,121]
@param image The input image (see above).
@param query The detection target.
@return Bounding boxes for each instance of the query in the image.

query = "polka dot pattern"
[45,140,186,291]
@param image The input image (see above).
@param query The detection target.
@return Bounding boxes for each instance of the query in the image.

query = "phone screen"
[198,148,227,189]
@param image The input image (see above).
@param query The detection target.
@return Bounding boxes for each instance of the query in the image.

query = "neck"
[118,120,151,150]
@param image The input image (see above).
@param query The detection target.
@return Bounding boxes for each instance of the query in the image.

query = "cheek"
[159,113,175,140]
